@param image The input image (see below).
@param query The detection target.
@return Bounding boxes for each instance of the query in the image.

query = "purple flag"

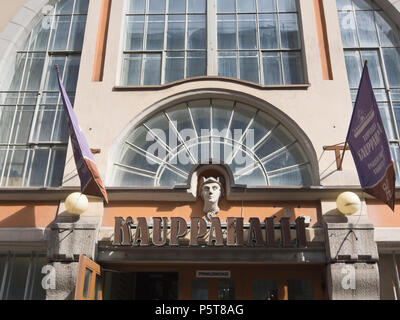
[347,63,395,210]
[55,65,108,203]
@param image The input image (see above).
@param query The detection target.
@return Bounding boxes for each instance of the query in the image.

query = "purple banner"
[56,65,108,203]
[347,63,395,210]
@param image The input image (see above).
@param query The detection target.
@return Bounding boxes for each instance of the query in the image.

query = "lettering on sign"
[113,216,308,248]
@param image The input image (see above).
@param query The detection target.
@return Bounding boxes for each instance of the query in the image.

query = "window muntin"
[123,0,207,85]
[0,0,89,187]
[111,98,313,187]
[336,0,400,184]
[122,0,305,86]
[217,0,303,84]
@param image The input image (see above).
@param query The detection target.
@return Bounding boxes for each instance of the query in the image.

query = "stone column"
[46,197,104,300]
[322,199,380,300]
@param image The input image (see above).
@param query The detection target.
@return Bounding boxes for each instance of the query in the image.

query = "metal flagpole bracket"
[323,143,350,171]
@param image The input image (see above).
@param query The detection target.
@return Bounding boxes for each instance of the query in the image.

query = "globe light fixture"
[336,192,361,215]
[65,192,89,215]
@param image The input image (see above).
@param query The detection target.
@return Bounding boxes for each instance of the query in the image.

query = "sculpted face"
[201,182,221,205]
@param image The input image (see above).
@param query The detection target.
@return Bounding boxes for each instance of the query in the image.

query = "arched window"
[111,98,314,187]
[0,0,89,187]
[121,0,305,86]
[336,0,400,183]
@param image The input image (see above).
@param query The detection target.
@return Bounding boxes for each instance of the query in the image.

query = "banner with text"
[346,63,395,210]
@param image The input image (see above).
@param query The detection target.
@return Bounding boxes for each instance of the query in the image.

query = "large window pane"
[218,0,236,13]
[356,11,378,47]
[143,54,162,85]
[166,52,184,83]
[187,52,206,78]
[238,15,257,50]
[146,16,165,50]
[338,12,358,47]
[259,14,278,49]
[122,54,141,85]
[126,16,145,50]
[218,51,237,78]
[188,15,206,49]
[263,52,282,85]
[239,52,259,83]
[280,13,300,49]
[282,51,304,84]
[167,16,185,50]
[382,48,400,87]
[218,17,237,50]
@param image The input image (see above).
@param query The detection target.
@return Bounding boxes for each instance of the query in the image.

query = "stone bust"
[199,177,223,221]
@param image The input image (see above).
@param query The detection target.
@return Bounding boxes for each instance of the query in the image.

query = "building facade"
[0,0,400,300]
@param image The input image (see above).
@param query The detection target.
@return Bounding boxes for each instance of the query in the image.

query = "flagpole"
[338,60,368,171]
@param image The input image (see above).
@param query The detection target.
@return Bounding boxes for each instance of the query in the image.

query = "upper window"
[336,0,400,183]
[111,98,314,187]
[0,0,89,188]
[121,0,305,86]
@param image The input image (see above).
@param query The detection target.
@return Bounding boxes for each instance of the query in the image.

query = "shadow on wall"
[0,203,58,228]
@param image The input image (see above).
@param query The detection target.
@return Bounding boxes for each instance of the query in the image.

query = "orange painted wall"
[103,200,321,227]
[367,200,400,227]
[0,202,58,228]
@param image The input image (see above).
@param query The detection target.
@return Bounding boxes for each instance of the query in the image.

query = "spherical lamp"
[65,192,88,215]
[336,192,361,215]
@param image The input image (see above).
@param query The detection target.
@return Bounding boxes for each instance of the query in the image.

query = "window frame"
[119,0,308,88]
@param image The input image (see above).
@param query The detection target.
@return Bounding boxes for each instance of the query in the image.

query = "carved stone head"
[199,177,223,221]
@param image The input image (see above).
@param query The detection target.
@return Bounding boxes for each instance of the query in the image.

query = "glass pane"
[263,52,282,85]
[30,256,47,300]
[167,16,185,50]
[50,15,72,51]
[122,54,141,85]
[113,166,155,187]
[288,279,313,300]
[378,102,395,140]
[44,57,66,91]
[188,0,206,13]
[238,15,257,49]
[278,0,297,12]
[344,50,362,88]
[189,100,211,137]
[166,104,195,133]
[336,0,352,11]
[218,17,237,49]
[356,11,378,47]
[383,48,400,87]
[253,280,278,300]
[218,0,235,13]
[6,256,30,300]
[186,52,206,78]
[129,0,146,14]
[353,0,375,10]
[259,14,278,49]
[360,50,384,88]
[169,0,186,13]
[165,52,184,83]
[218,280,235,300]
[126,16,145,50]
[158,167,187,186]
[94,274,101,300]
[235,164,267,186]
[212,99,234,132]
[149,0,166,14]
[192,279,208,300]
[56,0,73,14]
[7,148,29,187]
[239,51,259,83]
[218,52,237,78]
[258,0,277,12]
[47,148,67,187]
[27,149,50,187]
[188,15,206,49]
[22,53,45,91]
[83,269,92,299]
[68,15,87,51]
[338,12,358,47]
[75,0,90,14]
[143,54,162,85]
[279,13,300,49]
[146,16,165,50]
[282,51,304,84]
[375,11,400,47]
[237,0,256,12]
